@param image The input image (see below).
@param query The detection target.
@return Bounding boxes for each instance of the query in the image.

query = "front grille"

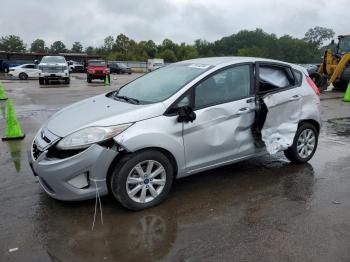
[95,70,103,74]
[32,142,43,160]
[41,66,64,73]
[46,146,86,159]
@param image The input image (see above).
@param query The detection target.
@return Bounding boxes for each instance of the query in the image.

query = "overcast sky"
[0,0,348,48]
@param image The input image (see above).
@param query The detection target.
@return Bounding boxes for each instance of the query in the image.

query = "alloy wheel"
[126,160,166,203]
[297,128,316,158]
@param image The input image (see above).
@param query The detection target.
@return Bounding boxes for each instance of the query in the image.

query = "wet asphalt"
[1,74,350,262]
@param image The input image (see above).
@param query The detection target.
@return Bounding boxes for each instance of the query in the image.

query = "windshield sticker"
[188,64,210,69]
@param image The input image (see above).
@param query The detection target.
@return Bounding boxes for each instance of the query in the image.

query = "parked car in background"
[86,60,110,83]
[108,62,132,74]
[8,64,40,80]
[38,56,70,85]
[28,57,321,211]
[147,58,164,71]
[0,60,21,73]
[67,60,85,73]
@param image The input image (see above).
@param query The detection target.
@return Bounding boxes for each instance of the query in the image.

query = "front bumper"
[40,72,69,79]
[28,142,118,201]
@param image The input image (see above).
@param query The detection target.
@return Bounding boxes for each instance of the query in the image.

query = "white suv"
[38,56,70,85]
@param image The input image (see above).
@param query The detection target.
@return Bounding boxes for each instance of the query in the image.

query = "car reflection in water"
[34,156,315,261]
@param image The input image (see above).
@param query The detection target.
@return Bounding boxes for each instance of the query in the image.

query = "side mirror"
[177,106,196,123]
[34,60,39,65]
[331,39,335,45]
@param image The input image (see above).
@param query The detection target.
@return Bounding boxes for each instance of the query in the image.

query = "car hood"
[46,94,166,137]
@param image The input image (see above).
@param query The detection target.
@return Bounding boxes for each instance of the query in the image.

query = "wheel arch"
[298,119,320,134]
[106,146,179,192]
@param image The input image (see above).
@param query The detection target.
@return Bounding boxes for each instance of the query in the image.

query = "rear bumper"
[28,143,118,201]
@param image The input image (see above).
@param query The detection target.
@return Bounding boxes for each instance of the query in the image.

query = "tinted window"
[89,60,106,66]
[194,65,251,109]
[26,64,35,69]
[41,56,66,63]
[259,66,295,92]
[293,69,303,85]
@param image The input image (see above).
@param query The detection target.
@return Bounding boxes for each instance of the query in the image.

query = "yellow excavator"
[309,35,350,91]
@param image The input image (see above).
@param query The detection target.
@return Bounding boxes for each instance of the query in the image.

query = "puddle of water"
[4,140,23,172]
[325,118,350,137]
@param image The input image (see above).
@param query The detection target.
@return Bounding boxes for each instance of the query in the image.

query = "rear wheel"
[19,72,28,80]
[333,81,347,90]
[87,76,92,83]
[284,123,318,164]
[334,67,350,90]
[39,78,44,85]
[110,150,174,211]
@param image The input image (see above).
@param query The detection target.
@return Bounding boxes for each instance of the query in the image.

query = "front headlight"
[56,124,132,150]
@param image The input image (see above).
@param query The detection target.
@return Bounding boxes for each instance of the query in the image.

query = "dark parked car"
[109,62,132,74]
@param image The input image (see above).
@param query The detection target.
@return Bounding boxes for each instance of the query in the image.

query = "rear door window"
[258,65,296,93]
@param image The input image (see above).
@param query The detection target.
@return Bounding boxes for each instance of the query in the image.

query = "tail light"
[306,76,320,96]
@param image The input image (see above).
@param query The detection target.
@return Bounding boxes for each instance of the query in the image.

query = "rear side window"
[258,66,295,93]
[293,69,303,85]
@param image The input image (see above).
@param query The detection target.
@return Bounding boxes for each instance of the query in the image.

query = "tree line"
[0,26,335,64]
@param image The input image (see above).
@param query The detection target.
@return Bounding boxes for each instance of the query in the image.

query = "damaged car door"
[256,62,304,154]
[181,64,256,173]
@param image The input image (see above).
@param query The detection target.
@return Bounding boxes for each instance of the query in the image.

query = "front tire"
[110,150,174,211]
[64,78,70,84]
[39,77,44,85]
[284,123,318,164]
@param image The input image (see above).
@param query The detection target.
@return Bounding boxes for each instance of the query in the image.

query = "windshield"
[89,60,106,66]
[117,63,211,103]
[117,63,127,68]
[41,56,66,64]
[339,37,350,53]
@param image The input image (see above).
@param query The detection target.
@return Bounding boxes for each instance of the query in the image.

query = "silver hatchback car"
[28,57,321,210]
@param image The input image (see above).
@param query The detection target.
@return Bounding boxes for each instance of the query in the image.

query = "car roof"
[176,56,293,67]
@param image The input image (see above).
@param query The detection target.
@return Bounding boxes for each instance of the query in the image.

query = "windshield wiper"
[113,93,139,104]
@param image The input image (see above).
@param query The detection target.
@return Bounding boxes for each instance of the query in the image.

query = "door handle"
[289,94,302,101]
[237,107,251,114]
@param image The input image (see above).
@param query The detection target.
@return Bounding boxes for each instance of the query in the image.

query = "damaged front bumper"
[28,140,118,201]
